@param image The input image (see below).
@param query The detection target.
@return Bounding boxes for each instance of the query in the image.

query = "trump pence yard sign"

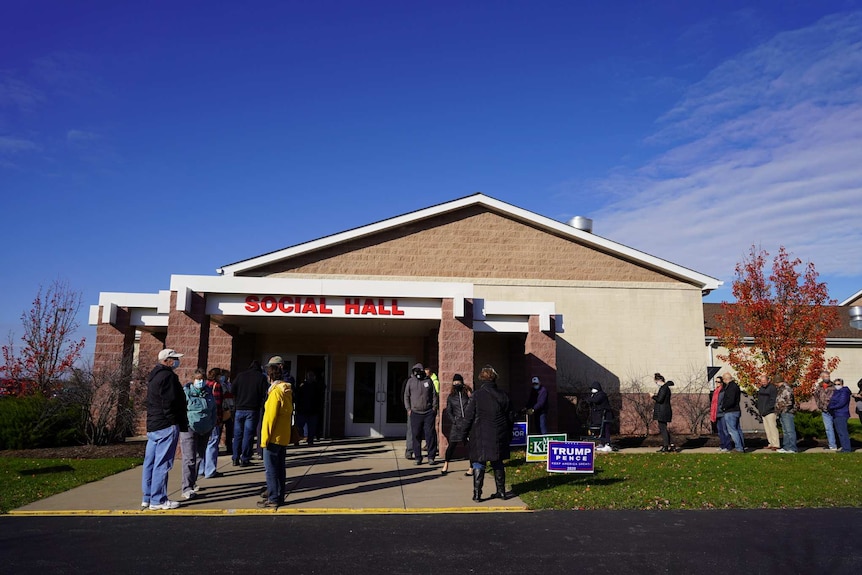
[546,441,595,474]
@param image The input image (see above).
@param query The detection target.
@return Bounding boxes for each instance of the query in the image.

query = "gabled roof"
[703,302,862,340]
[840,288,862,307]
[218,193,722,292]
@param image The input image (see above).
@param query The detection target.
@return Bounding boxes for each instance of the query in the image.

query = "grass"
[0,457,142,514]
[509,437,862,511]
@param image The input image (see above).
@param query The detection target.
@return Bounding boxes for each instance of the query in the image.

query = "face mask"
[533,384,540,390]
[835,384,843,389]
[172,359,180,369]
[218,375,226,383]
[453,383,463,389]
[655,380,662,385]
[193,379,204,388]
[590,388,598,394]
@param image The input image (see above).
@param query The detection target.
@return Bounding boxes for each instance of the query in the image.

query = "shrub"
[0,395,84,449]
[794,409,825,439]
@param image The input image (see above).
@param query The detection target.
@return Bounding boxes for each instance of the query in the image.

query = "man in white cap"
[524,376,548,434]
[142,348,188,510]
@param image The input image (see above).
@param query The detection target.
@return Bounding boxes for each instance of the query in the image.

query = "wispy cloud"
[0,136,39,153]
[586,11,862,289]
[66,129,101,143]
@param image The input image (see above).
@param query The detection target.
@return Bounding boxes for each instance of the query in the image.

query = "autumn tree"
[715,246,840,399]
[1,280,86,396]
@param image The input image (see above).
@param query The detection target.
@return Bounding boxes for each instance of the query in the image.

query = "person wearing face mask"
[179,368,216,500]
[827,378,852,453]
[652,373,679,453]
[200,368,224,478]
[441,374,471,475]
[142,348,188,511]
[813,371,838,450]
[585,382,613,452]
[524,376,549,435]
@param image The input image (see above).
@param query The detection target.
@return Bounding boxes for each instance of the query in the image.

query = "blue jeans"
[233,410,259,464]
[820,411,837,449]
[201,424,221,477]
[472,460,504,471]
[142,425,179,505]
[779,412,798,452]
[716,416,732,450]
[723,411,745,452]
[263,443,287,504]
[531,412,548,435]
[833,416,851,452]
[295,413,318,444]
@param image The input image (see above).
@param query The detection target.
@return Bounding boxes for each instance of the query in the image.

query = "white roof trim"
[89,292,171,325]
[840,288,862,306]
[216,194,722,291]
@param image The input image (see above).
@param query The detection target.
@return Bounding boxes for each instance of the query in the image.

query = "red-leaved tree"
[1,280,86,396]
[715,246,840,399]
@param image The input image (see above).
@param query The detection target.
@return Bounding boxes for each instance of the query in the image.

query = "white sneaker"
[141,500,149,509]
[182,490,197,500]
[192,484,201,493]
[776,448,788,453]
[718,448,730,453]
[149,500,180,510]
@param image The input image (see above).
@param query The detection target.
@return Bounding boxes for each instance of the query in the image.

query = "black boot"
[472,468,484,502]
[490,468,507,500]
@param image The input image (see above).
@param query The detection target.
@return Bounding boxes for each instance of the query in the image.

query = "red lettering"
[319,297,333,314]
[391,299,405,316]
[361,298,377,315]
[345,298,360,314]
[245,295,260,312]
[261,296,277,313]
[278,296,294,313]
[378,298,391,315]
[301,297,318,314]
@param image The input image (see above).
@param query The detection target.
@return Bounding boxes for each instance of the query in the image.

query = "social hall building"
[90,194,721,441]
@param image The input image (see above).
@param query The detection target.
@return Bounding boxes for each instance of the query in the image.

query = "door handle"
[376,391,386,403]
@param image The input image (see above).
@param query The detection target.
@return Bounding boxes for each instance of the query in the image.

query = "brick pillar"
[207,321,237,374]
[437,298,474,457]
[165,291,209,384]
[93,306,135,374]
[525,315,557,431]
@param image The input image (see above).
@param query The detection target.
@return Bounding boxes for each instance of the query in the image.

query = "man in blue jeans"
[232,360,269,466]
[814,371,838,450]
[142,348,188,510]
[720,372,745,452]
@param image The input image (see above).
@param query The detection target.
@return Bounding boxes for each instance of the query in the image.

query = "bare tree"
[673,365,713,436]
[623,373,655,436]
[1,280,85,396]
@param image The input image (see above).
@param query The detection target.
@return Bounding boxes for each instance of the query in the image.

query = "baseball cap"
[531,376,540,384]
[158,349,184,361]
[267,355,284,365]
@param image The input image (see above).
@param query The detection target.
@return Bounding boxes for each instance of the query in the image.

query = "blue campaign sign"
[510,421,528,446]
[546,441,595,474]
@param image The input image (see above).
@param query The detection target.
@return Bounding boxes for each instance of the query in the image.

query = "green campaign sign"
[526,434,567,462]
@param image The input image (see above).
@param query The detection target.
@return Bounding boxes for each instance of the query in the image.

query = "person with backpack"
[774,379,798,453]
[180,368,216,500]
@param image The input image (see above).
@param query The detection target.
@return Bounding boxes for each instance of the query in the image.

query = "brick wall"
[93,306,135,374]
[525,314,557,430]
[165,291,209,384]
[437,298,474,456]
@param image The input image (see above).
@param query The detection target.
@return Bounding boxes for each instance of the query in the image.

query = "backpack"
[185,384,215,434]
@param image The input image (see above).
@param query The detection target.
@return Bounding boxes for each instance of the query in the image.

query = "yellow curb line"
[6,506,529,517]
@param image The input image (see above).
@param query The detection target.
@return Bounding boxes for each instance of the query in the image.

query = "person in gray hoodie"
[403,363,439,465]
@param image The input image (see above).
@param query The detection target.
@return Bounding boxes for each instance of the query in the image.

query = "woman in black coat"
[441,374,471,475]
[585,382,614,451]
[463,365,514,502]
[652,373,678,452]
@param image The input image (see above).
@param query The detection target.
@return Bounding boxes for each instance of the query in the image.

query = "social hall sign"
[546,441,595,474]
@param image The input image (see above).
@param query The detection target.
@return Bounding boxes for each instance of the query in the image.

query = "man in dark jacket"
[463,365,514,501]
[720,372,745,452]
[404,363,439,465]
[232,360,269,467]
[585,382,613,452]
[524,376,549,434]
[756,374,780,451]
[142,348,188,510]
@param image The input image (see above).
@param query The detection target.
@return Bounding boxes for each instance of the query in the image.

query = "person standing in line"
[774,379,798,453]
[142,349,188,511]
[221,369,235,456]
[200,367,224,478]
[720,372,745,453]
[585,382,613,452]
[180,368,216,500]
[258,363,293,509]
[814,371,838,450]
[404,363,439,465]
[828,378,852,453]
[294,371,320,446]
[232,360,269,467]
[462,365,515,502]
[853,379,862,426]
[710,375,733,453]
[524,376,549,435]
[756,374,780,451]
[652,373,678,453]
[441,374,470,476]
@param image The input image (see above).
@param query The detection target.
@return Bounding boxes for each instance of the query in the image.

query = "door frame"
[345,355,412,437]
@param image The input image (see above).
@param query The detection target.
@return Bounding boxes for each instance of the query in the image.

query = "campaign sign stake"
[510,421,528,447]
[526,434,567,462]
[546,441,595,474]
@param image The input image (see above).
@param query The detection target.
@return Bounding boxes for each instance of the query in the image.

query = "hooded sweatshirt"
[403,363,437,414]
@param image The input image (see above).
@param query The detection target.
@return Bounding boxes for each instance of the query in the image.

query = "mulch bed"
[0,442,147,459]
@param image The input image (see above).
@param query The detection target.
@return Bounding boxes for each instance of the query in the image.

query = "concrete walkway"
[10,439,527,515]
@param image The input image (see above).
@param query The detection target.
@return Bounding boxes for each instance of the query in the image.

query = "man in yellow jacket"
[258,364,293,509]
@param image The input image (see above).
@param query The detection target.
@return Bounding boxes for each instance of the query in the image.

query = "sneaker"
[256,500,280,509]
[827,446,838,451]
[192,484,201,493]
[428,458,438,465]
[149,500,180,510]
[141,500,149,509]
[182,490,197,500]
[205,471,223,479]
[718,448,730,453]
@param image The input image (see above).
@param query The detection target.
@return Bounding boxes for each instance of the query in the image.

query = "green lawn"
[0,458,142,514]
[508,451,861,510]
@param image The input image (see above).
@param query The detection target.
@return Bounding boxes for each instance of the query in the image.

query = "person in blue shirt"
[827,378,852,453]
[524,376,548,434]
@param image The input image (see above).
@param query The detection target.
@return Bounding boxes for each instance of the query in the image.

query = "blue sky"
[2,1,861,361]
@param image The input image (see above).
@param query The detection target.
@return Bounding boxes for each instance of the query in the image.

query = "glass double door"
[346,356,411,437]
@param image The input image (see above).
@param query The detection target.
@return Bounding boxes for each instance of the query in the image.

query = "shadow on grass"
[18,465,75,475]
[512,467,626,496]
